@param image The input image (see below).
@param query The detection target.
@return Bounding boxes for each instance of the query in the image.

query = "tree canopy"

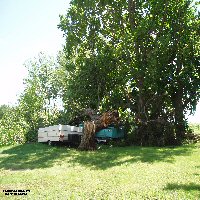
[58,0,200,145]
[0,0,199,146]
[0,53,65,145]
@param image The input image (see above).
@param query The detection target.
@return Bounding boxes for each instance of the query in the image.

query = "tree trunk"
[78,110,120,151]
[173,88,185,144]
[172,53,186,144]
[78,121,97,151]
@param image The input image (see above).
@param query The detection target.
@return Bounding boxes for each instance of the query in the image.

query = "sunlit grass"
[0,143,200,199]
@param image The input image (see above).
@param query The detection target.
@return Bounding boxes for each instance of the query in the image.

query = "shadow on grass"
[165,183,200,197]
[0,143,196,170]
[0,143,72,170]
[68,145,194,170]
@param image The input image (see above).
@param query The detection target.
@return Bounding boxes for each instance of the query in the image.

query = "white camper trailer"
[38,125,83,145]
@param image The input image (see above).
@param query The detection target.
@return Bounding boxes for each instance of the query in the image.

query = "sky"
[0,0,70,104]
[0,0,199,123]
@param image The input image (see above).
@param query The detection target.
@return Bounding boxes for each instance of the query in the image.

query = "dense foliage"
[58,0,200,145]
[0,53,65,145]
[0,0,199,146]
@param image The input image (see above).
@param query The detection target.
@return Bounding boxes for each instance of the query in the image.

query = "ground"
[0,142,199,199]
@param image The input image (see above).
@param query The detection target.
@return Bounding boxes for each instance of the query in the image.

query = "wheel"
[48,140,52,146]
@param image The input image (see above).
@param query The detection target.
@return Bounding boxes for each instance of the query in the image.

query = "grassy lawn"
[0,143,200,200]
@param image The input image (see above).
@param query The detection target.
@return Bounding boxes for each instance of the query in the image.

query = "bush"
[127,120,176,146]
[184,128,200,144]
[0,108,29,146]
[0,123,27,146]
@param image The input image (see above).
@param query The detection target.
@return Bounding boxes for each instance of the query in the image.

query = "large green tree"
[145,0,200,143]
[19,53,64,141]
[58,0,129,113]
[59,0,199,145]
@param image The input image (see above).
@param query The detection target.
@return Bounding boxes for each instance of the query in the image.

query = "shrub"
[0,108,29,146]
[127,120,176,146]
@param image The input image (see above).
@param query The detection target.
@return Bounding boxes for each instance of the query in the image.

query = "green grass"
[0,143,200,199]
